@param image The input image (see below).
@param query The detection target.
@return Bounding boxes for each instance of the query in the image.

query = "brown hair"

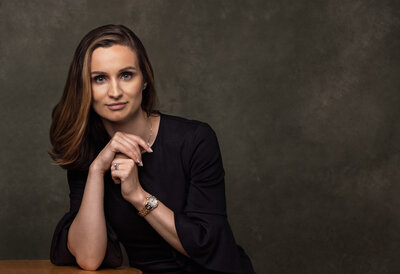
[48,24,160,170]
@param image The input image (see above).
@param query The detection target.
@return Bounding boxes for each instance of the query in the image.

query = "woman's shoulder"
[160,112,220,149]
[160,111,214,135]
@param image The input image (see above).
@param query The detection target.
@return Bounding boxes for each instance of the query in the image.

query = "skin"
[67,45,189,271]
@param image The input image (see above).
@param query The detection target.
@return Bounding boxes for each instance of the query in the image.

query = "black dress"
[50,112,256,274]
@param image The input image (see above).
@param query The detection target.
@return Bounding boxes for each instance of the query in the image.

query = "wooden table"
[0,260,142,273]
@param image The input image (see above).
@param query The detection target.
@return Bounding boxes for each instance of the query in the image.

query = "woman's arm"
[128,123,255,273]
[67,131,152,270]
[127,189,190,258]
[67,164,108,270]
[50,168,123,268]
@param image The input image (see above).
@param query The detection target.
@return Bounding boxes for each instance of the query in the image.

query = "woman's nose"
[108,78,123,99]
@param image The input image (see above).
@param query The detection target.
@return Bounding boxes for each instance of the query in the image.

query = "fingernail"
[137,159,144,166]
[146,142,153,152]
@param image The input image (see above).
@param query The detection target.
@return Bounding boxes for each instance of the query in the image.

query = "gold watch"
[138,195,159,217]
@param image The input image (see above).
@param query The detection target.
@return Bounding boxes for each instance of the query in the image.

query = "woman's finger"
[110,164,121,184]
[112,176,121,184]
[117,133,144,166]
[111,138,140,164]
[111,158,136,175]
[111,165,130,184]
[124,132,153,154]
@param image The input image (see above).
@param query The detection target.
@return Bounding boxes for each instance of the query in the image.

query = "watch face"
[147,196,158,208]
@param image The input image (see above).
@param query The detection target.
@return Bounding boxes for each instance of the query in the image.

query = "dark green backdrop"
[1,1,399,273]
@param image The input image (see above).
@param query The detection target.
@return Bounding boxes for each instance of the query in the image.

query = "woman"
[48,24,256,274]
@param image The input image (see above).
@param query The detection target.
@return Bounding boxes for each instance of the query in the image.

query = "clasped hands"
[91,131,153,206]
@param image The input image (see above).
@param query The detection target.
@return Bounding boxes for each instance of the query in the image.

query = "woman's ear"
[143,82,147,90]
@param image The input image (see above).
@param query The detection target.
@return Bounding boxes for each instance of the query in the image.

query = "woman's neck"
[102,108,151,142]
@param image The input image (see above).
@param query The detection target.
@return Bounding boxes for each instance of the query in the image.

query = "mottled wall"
[0,1,399,273]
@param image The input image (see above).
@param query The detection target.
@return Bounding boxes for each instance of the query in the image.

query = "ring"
[113,163,119,170]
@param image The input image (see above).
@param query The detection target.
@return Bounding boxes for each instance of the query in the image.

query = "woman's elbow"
[76,256,103,271]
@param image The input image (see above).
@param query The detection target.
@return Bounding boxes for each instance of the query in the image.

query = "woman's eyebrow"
[91,66,137,75]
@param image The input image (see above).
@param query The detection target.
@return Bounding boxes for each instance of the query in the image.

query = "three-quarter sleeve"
[173,123,256,274]
[50,169,123,268]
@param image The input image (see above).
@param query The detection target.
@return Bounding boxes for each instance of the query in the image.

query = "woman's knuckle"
[110,141,117,149]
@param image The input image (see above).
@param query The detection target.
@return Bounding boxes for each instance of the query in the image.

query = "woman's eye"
[121,72,133,80]
[93,75,105,83]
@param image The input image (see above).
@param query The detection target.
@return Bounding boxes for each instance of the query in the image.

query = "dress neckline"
[149,112,163,150]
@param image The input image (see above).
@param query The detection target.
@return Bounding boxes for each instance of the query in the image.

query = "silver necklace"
[146,114,153,147]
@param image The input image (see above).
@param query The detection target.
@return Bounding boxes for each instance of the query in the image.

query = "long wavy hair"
[48,24,160,170]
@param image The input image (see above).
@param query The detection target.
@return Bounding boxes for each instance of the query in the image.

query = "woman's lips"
[107,102,127,110]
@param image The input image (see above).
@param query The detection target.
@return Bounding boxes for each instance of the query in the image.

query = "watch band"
[138,206,151,217]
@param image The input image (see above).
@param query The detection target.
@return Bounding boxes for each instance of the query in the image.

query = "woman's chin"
[101,114,129,124]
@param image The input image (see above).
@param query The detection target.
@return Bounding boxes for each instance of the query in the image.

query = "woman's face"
[90,44,147,123]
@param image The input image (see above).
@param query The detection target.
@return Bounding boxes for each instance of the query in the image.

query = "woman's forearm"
[128,188,190,258]
[67,165,107,270]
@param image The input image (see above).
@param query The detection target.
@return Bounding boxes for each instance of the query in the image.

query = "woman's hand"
[90,131,153,174]
[111,153,144,203]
